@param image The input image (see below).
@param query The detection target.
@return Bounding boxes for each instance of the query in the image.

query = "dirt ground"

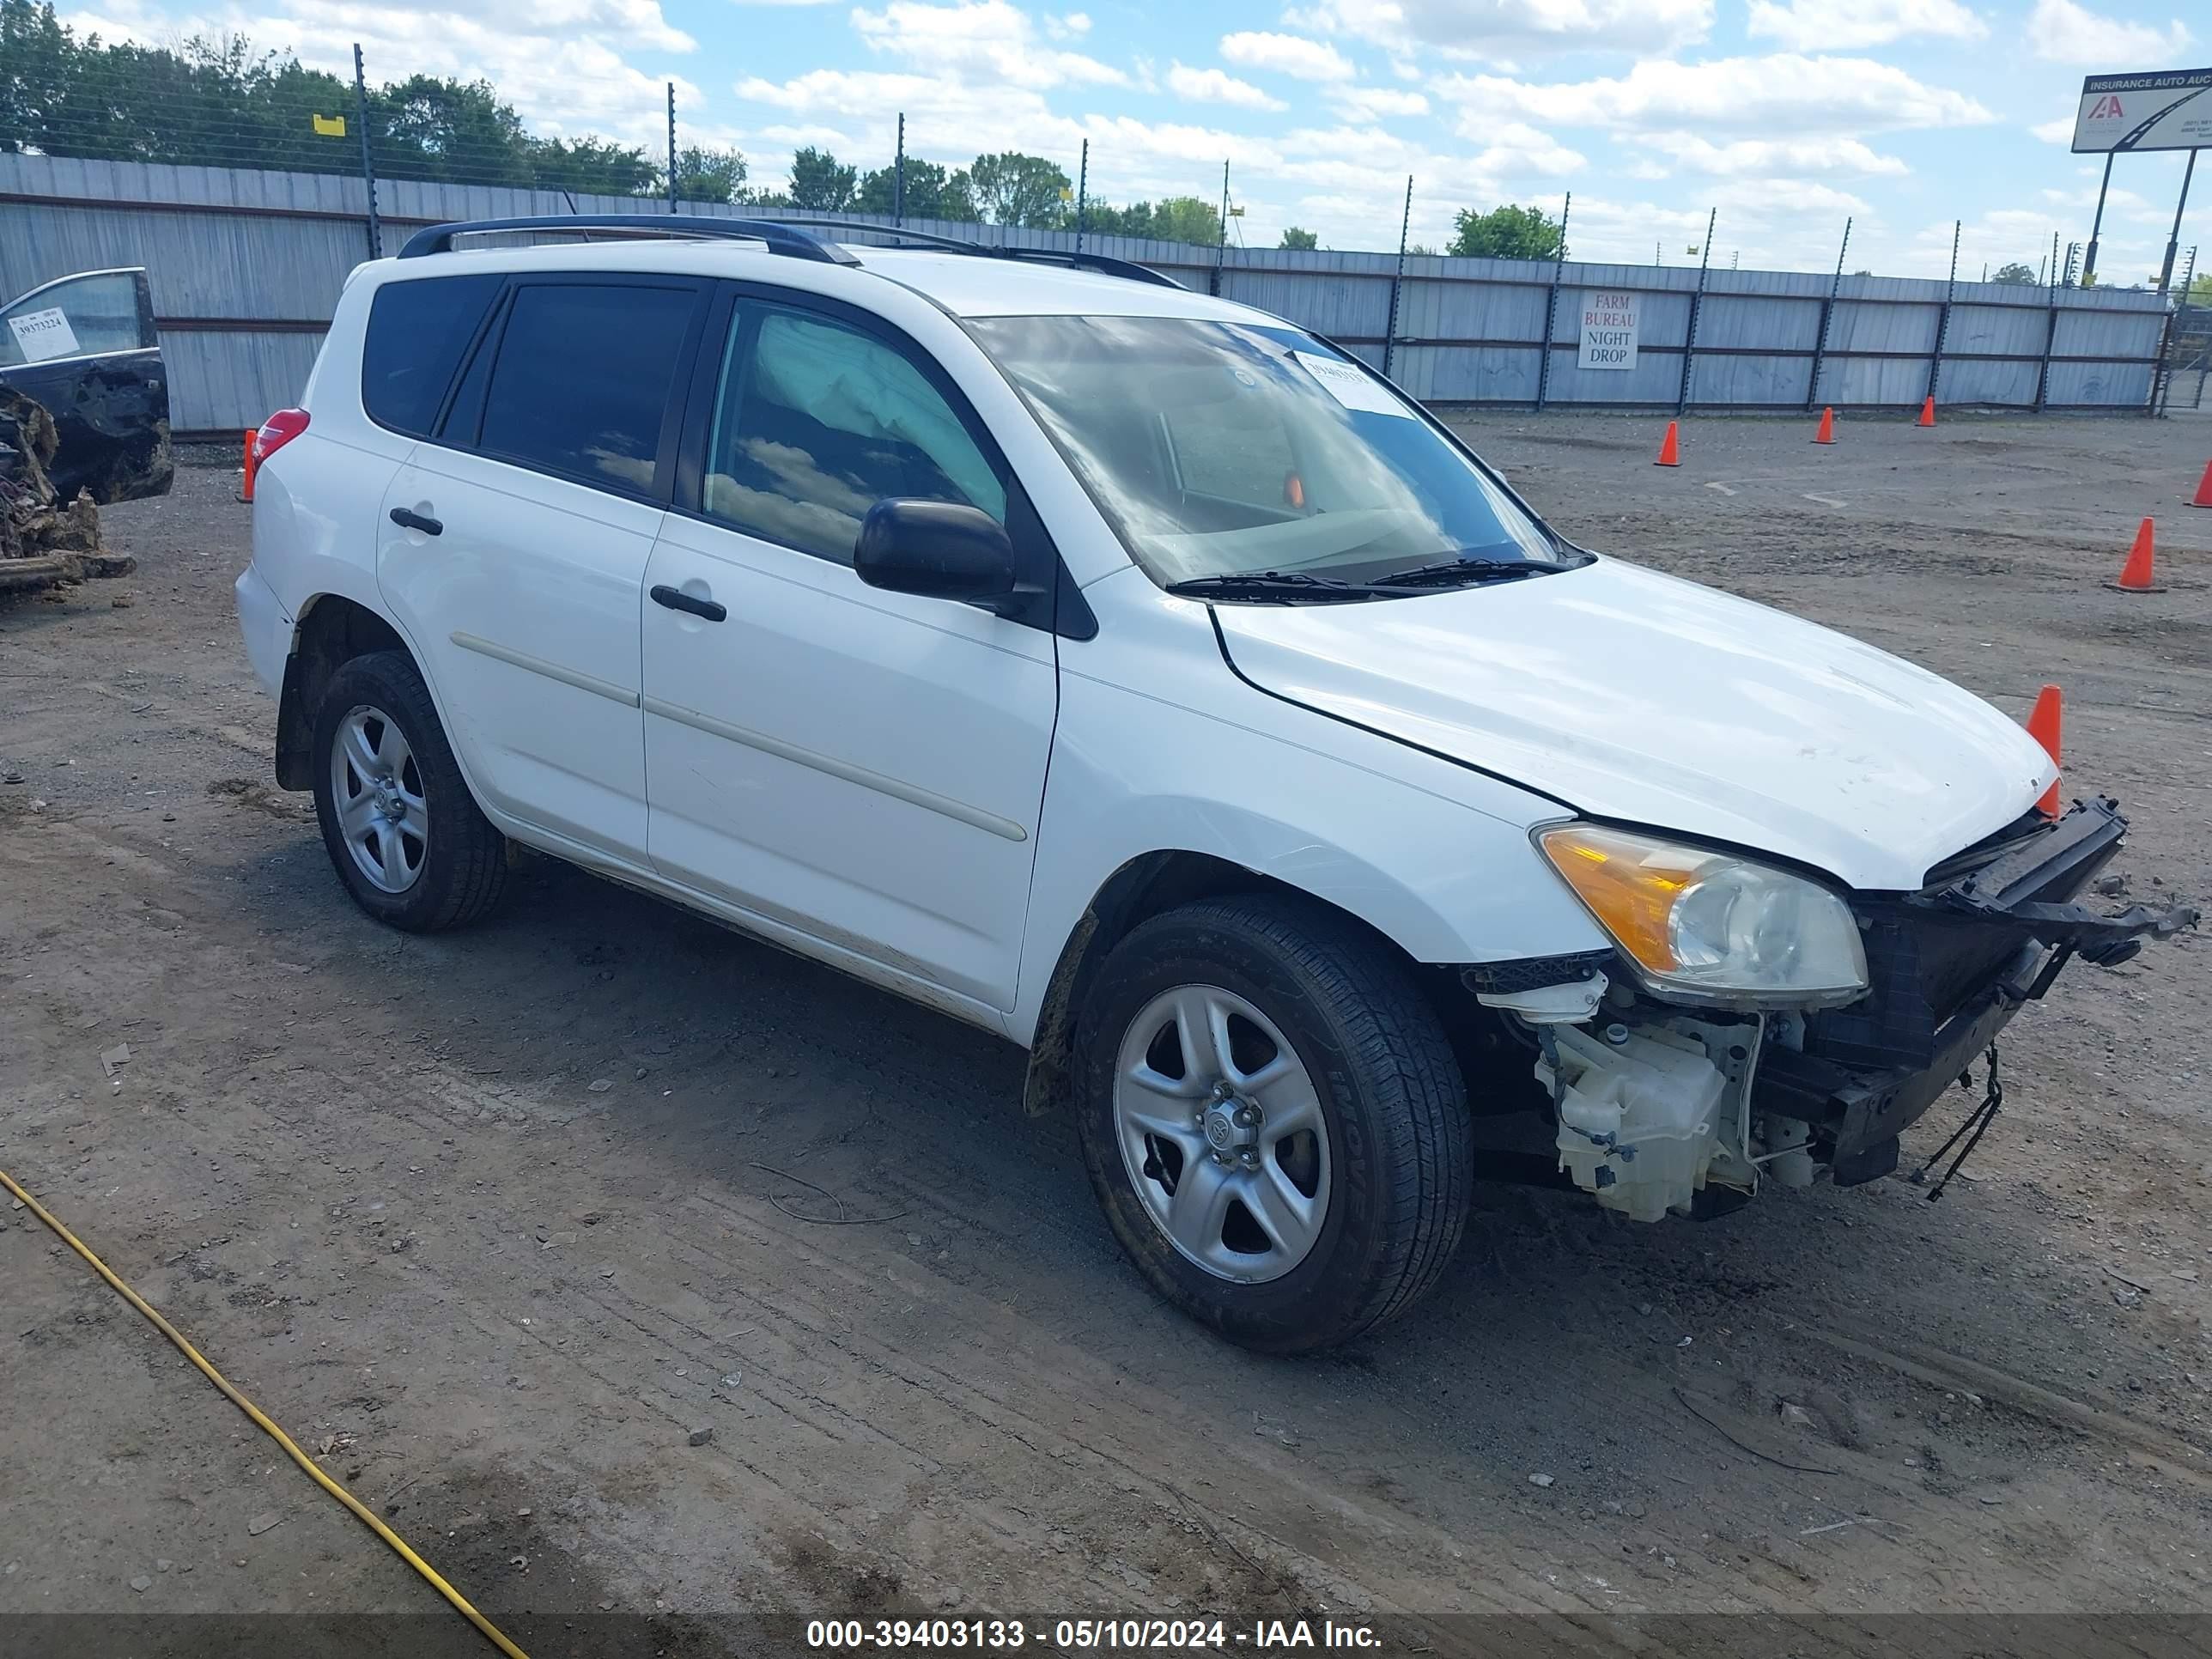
[3,411,2209,1658]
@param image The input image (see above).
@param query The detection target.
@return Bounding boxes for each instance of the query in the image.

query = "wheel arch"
[274,593,411,789]
[1018,849,1451,1119]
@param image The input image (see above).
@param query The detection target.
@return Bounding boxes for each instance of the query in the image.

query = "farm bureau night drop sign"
[1580,291,1638,372]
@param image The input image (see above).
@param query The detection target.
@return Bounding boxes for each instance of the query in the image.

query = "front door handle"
[651,584,726,623]
[389,507,442,536]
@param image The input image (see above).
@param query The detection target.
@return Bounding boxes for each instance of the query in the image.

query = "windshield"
[965,314,1564,588]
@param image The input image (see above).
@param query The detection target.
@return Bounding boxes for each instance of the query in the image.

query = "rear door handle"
[651,584,726,623]
[389,507,442,536]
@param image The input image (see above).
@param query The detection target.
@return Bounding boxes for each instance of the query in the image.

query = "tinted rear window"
[361,274,502,436]
[477,283,696,493]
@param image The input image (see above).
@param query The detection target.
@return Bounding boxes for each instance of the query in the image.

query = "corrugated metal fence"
[1,153,2173,434]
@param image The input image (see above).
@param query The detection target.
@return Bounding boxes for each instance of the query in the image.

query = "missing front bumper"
[1755,797,2197,1165]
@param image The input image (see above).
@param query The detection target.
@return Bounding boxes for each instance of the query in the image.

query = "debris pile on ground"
[1,387,135,596]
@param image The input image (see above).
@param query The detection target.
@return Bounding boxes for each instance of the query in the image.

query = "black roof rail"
[396,214,861,265]
[757,216,1185,289]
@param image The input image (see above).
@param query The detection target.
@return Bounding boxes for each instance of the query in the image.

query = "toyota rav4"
[234,216,2196,1352]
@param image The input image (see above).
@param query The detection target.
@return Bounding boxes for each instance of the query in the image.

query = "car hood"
[1211,557,2055,892]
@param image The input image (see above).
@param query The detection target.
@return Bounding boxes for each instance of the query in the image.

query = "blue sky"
[70,0,2204,281]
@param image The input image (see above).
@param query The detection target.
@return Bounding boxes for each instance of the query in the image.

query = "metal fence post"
[1074,138,1087,256]
[1382,174,1411,380]
[1212,160,1230,297]
[665,82,677,213]
[1928,219,1960,406]
[2148,243,2193,416]
[1676,206,1715,415]
[1534,191,1570,411]
[2035,232,2060,410]
[352,44,380,259]
[1807,216,1850,410]
[894,113,905,227]
[2083,152,2114,285]
[2158,147,2198,295]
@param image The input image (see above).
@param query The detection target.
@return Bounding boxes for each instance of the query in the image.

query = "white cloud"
[852,0,1127,88]
[1745,0,1984,50]
[1218,30,1353,82]
[2026,0,2191,64]
[1326,84,1430,119]
[1044,9,1090,36]
[2030,114,2078,143]
[1437,54,1994,136]
[1166,64,1285,110]
[1287,0,1711,57]
[1645,132,1911,176]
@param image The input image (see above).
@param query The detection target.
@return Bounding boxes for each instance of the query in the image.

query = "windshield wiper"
[1164,570,1389,603]
[1366,556,1560,588]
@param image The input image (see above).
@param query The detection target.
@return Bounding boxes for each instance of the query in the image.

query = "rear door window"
[362,273,502,436]
[477,282,700,495]
[700,304,1004,565]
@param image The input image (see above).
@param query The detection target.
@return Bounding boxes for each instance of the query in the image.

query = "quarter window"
[362,273,502,438]
[701,306,1003,565]
[477,283,696,493]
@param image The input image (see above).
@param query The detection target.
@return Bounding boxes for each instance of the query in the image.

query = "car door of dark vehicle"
[0,267,173,504]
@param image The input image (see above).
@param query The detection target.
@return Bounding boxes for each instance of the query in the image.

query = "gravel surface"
[2,414,2209,1656]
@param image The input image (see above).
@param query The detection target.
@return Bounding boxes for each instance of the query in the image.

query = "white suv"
[236,216,2193,1352]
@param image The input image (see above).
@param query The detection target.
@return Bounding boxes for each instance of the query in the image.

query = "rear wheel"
[310,651,507,932]
[1073,896,1474,1352]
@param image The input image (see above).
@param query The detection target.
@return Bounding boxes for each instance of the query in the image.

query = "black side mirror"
[854,499,1018,609]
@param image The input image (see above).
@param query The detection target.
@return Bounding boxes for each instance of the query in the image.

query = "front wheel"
[1073,896,1474,1352]
[310,650,508,933]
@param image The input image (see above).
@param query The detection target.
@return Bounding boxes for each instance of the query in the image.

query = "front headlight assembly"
[1537,823,1869,1008]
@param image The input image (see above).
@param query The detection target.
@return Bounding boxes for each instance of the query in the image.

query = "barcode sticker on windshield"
[8,307,81,363]
[1292,350,1411,419]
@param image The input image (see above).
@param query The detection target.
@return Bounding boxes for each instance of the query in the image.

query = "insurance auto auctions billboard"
[2071,66,2212,153]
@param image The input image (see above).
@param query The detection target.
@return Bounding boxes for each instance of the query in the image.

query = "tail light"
[254,408,310,464]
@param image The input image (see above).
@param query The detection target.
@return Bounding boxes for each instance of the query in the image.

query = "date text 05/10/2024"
[805,1617,1385,1650]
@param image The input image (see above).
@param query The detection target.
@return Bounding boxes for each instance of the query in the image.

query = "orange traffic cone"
[1917,395,1936,428]
[1813,406,1836,445]
[238,428,258,504]
[2106,517,2165,593]
[1655,421,1681,467]
[2026,684,2062,817]
[2189,459,2212,508]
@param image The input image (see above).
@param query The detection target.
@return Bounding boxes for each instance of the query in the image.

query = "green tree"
[969,149,1070,227]
[1146,196,1223,246]
[787,145,856,211]
[855,156,975,221]
[1279,225,1318,250]
[1080,200,1154,236]
[0,9,669,191]
[373,74,533,185]
[670,143,748,204]
[0,0,73,155]
[2188,272,2212,307]
[532,134,659,195]
[1448,203,1564,260]
[1990,261,2039,285]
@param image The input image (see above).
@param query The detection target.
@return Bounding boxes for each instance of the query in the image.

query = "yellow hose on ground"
[1,1164,528,1659]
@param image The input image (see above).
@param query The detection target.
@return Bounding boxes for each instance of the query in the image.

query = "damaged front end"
[1474,799,2197,1223]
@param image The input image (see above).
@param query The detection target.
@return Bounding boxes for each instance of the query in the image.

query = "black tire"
[309,650,508,933]
[1073,895,1473,1353]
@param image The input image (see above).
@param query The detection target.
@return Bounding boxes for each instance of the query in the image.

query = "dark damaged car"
[1,265,173,504]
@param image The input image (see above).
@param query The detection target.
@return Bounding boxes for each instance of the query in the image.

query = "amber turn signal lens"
[1537,825,1703,974]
